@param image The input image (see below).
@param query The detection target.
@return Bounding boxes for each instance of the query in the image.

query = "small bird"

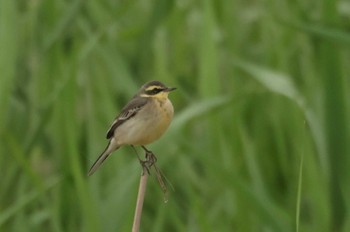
[88,80,176,176]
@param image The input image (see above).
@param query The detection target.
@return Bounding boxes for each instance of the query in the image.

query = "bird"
[87,80,176,176]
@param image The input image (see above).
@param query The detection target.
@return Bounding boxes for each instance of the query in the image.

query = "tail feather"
[88,141,120,176]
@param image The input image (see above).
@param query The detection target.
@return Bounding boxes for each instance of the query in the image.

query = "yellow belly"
[114,99,174,146]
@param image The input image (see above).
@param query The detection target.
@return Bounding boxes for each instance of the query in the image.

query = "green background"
[1,0,349,231]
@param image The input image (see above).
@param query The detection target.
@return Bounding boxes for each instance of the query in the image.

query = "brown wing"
[106,97,148,139]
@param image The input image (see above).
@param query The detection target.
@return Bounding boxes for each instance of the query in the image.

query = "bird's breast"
[115,99,174,146]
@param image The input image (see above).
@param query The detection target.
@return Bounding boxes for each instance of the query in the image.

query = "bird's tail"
[87,141,120,176]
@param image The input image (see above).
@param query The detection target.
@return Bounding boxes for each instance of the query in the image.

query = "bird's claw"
[139,150,157,175]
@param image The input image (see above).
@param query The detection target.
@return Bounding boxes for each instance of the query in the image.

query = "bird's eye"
[146,88,162,95]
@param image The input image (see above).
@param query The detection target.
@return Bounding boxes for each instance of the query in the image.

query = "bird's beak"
[165,87,177,92]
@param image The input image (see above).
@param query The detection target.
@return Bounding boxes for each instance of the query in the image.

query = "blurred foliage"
[1,0,350,231]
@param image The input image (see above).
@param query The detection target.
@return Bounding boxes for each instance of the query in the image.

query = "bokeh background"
[1,0,350,231]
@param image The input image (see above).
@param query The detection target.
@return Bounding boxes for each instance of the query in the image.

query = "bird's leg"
[140,146,158,175]
[141,146,157,165]
[131,145,142,162]
[141,146,169,200]
[139,146,169,201]
[131,145,149,174]
[140,145,151,153]
[131,145,156,175]
[132,145,158,175]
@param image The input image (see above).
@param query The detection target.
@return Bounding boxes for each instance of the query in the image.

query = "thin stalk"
[132,165,150,232]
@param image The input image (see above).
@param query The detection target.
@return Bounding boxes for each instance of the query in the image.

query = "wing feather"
[106,97,147,139]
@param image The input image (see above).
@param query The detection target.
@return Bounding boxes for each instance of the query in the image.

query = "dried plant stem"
[132,166,149,232]
[132,149,167,232]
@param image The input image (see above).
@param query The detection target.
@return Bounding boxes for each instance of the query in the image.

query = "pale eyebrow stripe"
[145,86,158,91]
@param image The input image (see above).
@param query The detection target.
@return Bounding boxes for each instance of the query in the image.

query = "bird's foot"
[139,146,157,175]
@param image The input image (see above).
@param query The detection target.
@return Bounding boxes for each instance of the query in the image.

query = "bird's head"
[139,81,176,99]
